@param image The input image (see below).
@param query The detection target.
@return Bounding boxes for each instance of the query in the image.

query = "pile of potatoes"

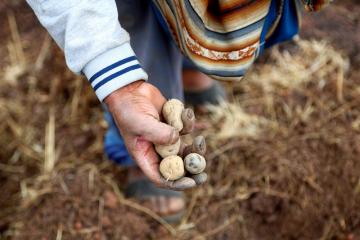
[156,99,207,185]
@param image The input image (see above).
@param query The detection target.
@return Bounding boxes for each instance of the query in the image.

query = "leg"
[182,58,226,107]
[103,0,184,220]
[116,0,183,100]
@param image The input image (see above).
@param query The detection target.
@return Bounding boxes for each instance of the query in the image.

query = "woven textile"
[152,0,331,81]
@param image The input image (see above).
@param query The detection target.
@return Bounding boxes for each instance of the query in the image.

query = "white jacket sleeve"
[26,0,148,101]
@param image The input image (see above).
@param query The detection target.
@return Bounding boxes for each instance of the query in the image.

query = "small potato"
[162,99,184,131]
[159,155,185,181]
[192,172,208,185]
[155,138,181,158]
[180,108,195,135]
[182,135,206,157]
[184,153,206,174]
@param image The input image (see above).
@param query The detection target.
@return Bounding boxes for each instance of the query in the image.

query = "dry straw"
[1,8,357,239]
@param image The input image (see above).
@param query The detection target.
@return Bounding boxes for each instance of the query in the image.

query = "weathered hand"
[104,81,196,190]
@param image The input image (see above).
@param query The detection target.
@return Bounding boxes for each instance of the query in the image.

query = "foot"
[182,70,226,107]
[126,167,185,220]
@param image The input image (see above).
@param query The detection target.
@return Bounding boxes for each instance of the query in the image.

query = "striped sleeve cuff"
[83,43,148,101]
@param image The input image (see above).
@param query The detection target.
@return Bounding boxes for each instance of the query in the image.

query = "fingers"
[180,108,195,135]
[129,137,197,190]
[105,83,205,190]
[133,117,206,189]
[130,137,164,186]
[163,177,196,190]
[137,115,179,145]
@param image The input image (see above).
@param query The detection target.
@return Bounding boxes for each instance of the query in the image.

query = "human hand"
[104,81,197,190]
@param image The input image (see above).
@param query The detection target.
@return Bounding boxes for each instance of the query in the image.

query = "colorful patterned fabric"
[152,0,330,81]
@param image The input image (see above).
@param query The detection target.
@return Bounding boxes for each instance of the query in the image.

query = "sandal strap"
[125,179,183,200]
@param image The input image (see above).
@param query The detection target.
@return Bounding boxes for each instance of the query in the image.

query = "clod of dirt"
[159,155,185,180]
[250,193,283,215]
[101,216,112,227]
[104,191,118,209]
[184,153,206,174]
[74,221,83,230]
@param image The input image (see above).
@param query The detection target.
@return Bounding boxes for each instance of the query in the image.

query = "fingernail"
[170,128,179,144]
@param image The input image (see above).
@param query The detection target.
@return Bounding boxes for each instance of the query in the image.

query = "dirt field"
[0,1,359,239]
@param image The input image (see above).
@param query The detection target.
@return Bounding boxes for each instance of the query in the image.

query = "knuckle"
[158,127,178,145]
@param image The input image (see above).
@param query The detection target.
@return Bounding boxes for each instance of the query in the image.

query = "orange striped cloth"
[152,0,331,81]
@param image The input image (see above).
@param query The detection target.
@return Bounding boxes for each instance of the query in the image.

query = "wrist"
[83,43,148,102]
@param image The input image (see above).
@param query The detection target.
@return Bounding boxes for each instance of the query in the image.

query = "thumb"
[136,115,179,145]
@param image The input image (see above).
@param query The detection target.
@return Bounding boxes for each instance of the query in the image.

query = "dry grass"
[0,4,359,240]
[247,39,348,96]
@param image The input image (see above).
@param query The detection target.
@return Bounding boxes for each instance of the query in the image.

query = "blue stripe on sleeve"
[93,64,142,91]
[89,56,137,84]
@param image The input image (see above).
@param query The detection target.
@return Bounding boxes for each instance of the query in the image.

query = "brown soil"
[0,1,359,240]
[301,0,360,64]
